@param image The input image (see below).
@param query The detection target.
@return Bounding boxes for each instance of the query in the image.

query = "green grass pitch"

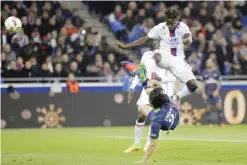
[2,125,247,165]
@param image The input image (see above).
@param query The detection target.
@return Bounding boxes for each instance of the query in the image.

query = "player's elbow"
[141,36,151,43]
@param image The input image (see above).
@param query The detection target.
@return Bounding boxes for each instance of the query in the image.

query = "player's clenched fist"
[114,41,126,49]
[183,33,192,45]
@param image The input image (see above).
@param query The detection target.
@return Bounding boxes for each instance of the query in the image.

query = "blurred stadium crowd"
[1,1,129,80]
[1,1,247,80]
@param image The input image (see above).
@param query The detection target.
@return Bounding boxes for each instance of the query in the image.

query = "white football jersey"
[147,22,191,59]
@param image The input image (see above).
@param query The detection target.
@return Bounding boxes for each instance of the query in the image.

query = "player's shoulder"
[214,68,221,75]
[153,22,166,29]
[178,21,189,28]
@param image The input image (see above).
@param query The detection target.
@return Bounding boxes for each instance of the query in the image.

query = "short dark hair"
[164,7,179,20]
[149,87,166,109]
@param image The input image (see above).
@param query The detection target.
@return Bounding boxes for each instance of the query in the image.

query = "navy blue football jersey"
[148,102,180,139]
[201,69,221,95]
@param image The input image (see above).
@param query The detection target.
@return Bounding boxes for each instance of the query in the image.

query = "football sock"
[134,120,145,146]
[176,86,193,100]
[206,112,212,124]
[217,109,224,124]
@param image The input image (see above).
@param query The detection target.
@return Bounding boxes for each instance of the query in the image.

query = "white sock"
[144,125,152,148]
[134,120,145,146]
[176,86,193,100]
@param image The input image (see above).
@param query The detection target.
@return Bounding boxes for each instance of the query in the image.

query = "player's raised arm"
[114,36,151,49]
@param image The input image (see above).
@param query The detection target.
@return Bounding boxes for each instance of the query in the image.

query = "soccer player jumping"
[114,7,198,105]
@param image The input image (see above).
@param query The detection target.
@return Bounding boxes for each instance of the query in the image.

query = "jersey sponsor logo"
[205,78,218,84]
[168,37,179,47]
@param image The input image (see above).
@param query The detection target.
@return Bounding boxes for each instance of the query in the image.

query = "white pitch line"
[93,135,247,143]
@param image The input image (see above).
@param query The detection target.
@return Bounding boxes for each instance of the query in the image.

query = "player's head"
[164,7,180,30]
[149,87,166,109]
[206,59,214,69]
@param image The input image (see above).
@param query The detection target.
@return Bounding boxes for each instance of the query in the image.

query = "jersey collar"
[164,21,180,31]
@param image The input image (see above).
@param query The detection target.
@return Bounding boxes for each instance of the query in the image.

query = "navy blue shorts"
[205,95,222,105]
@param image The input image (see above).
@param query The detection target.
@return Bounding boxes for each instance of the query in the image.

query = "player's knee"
[186,79,198,92]
[153,53,161,64]
[216,103,222,110]
[137,113,146,123]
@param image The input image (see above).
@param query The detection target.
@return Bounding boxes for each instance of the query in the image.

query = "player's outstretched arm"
[114,36,151,49]
[135,139,157,163]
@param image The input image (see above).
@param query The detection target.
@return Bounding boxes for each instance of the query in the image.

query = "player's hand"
[183,33,192,45]
[212,91,219,97]
[128,88,134,104]
[114,41,126,49]
[183,39,190,45]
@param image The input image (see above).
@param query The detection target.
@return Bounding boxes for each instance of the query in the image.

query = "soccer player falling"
[115,8,198,153]
[123,63,181,163]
